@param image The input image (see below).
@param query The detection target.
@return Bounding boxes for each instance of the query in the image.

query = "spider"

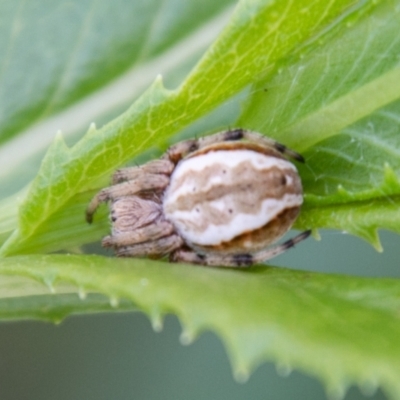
[86,128,310,267]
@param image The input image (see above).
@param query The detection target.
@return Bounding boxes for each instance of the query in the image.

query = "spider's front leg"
[86,173,169,223]
[170,248,252,268]
[171,231,311,268]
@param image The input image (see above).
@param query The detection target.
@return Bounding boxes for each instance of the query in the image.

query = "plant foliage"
[1,0,400,398]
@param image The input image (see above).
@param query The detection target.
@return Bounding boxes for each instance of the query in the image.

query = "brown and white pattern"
[163,147,303,252]
[86,129,310,267]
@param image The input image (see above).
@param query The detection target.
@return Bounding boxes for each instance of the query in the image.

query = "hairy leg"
[86,173,169,223]
[115,234,184,257]
[102,220,175,248]
[164,129,304,163]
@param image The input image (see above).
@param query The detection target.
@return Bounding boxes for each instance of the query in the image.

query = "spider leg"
[112,159,174,184]
[86,173,169,223]
[115,234,184,257]
[102,220,175,248]
[200,129,305,163]
[162,139,200,163]
[171,230,311,268]
[163,129,304,163]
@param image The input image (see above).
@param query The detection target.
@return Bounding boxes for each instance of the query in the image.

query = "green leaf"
[238,0,400,249]
[1,0,400,398]
[0,0,359,255]
[0,291,135,322]
[1,254,400,398]
[0,0,234,146]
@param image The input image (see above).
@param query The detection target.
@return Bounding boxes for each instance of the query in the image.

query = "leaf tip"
[383,162,400,187]
[311,228,321,241]
[152,74,167,92]
[78,287,87,300]
[40,129,70,164]
[109,296,119,308]
[83,122,99,141]
[372,239,383,253]
[43,275,56,294]
[359,378,378,397]
[155,73,163,82]
[179,327,197,346]
[53,130,68,150]
[88,122,97,133]
[326,382,347,400]
[367,229,383,252]
[150,306,164,332]
[233,367,250,383]
[178,315,203,346]
[275,360,293,377]
[350,227,383,252]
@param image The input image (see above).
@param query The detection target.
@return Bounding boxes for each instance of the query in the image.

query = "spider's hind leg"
[223,129,305,163]
[248,230,311,264]
[170,230,311,268]
[163,128,304,163]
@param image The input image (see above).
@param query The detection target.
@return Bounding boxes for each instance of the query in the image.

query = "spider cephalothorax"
[86,129,310,267]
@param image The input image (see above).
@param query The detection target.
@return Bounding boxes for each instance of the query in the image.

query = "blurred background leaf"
[0,0,235,195]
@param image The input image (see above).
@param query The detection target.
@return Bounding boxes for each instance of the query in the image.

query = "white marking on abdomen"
[168,194,303,246]
[167,150,295,203]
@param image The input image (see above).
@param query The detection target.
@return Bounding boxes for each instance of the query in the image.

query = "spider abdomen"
[163,144,303,254]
